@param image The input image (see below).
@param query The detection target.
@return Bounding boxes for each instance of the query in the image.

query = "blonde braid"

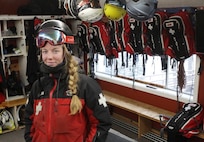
[64,45,82,115]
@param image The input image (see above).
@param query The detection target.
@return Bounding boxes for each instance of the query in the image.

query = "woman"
[24,19,112,142]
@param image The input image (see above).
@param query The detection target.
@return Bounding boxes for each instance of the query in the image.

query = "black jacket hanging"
[26,18,40,85]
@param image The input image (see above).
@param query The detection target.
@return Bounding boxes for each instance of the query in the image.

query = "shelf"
[1,35,25,39]
[5,95,26,101]
[2,97,27,108]
[0,123,25,135]
[2,53,24,58]
[0,105,5,109]
[0,15,74,20]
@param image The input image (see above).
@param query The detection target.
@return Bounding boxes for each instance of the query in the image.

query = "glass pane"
[95,52,196,96]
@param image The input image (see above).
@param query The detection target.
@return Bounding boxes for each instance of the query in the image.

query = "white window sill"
[95,72,198,103]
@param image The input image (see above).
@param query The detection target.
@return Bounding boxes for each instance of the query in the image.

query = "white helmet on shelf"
[0,110,15,131]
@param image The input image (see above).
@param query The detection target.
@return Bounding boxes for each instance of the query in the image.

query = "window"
[94,52,200,103]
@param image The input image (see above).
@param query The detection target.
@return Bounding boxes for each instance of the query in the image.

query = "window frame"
[94,54,200,103]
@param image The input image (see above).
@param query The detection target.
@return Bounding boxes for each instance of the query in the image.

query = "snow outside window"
[94,52,200,103]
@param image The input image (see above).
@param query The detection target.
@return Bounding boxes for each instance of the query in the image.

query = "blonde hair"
[63,45,82,115]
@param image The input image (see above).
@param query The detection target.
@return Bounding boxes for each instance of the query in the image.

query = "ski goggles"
[36,29,75,48]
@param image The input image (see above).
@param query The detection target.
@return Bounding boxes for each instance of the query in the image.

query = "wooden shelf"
[1,97,27,108]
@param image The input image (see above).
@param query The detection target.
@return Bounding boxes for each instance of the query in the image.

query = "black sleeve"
[80,75,112,142]
[24,81,38,142]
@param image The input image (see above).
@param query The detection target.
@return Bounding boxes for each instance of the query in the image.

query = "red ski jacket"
[24,73,112,142]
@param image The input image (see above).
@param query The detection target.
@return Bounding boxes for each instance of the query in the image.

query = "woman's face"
[41,42,64,67]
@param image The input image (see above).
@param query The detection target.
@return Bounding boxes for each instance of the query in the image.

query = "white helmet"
[64,0,105,23]
[0,110,15,130]
[126,0,158,21]
[78,8,104,23]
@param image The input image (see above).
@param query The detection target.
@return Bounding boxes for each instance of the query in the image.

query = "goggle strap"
[65,36,75,44]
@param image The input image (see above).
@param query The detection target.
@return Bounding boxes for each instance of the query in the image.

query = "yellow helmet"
[104,1,126,21]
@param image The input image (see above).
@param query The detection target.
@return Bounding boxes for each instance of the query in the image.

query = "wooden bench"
[102,90,204,139]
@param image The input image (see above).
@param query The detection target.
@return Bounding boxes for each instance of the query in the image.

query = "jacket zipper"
[47,75,57,142]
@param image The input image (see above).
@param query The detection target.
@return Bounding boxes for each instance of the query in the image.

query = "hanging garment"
[144,11,169,56]
[89,21,110,56]
[163,10,196,61]
[126,18,144,54]
[77,21,90,53]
